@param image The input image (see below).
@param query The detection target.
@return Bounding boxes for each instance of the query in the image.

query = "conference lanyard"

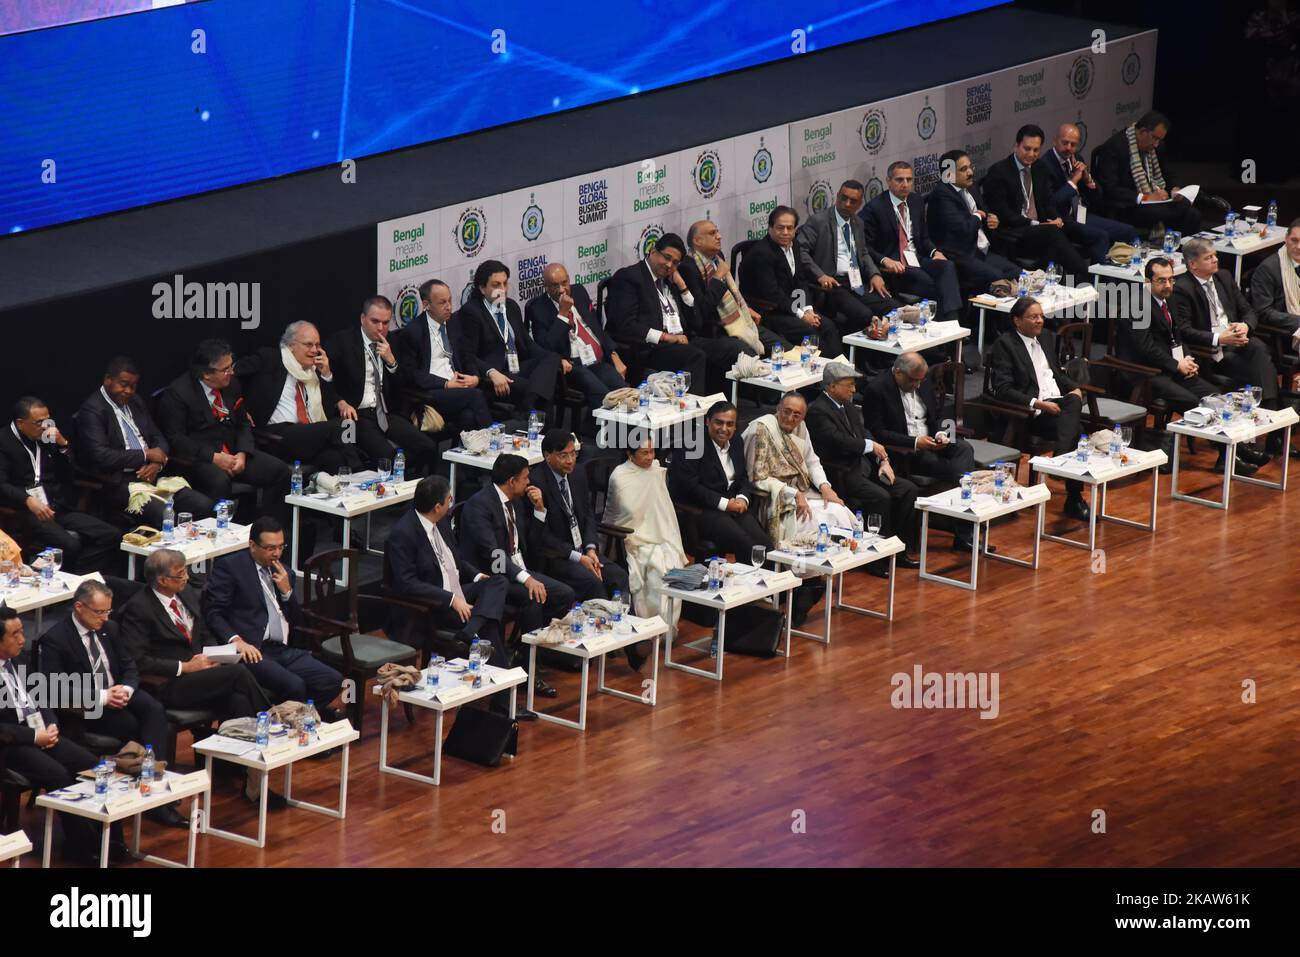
[101,387,147,450]
[10,422,40,483]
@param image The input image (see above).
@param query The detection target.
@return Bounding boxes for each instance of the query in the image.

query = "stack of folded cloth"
[663,565,709,590]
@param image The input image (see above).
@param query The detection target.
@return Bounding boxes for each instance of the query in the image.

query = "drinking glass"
[680,371,692,394]
[178,511,194,539]
[0,561,13,591]
[336,466,352,489]
[1120,426,1134,449]
[866,513,883,538]
[1248,385,1263,415]
[48,547,63,576]
[751,545,766,570]
[805,335,819,360]
[377,458,392,483]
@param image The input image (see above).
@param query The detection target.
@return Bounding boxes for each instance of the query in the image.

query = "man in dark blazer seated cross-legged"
[458,453,575,697]
[526,263,628,412]
[988,297,1090,520]
[384,475,509,665]
[201,516,343,708]
[927,149,1021,298]
[393,279,492,433]
[1039,122,1134,264]
[1091,110,1202,235]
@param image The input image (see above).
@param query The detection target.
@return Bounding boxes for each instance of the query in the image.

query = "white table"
[375,660,528,786]
[726,354,844,406]
[592,394,710,450]
[37,769,210,868]
[286,479,419,586]
[122,518,250,578]
[915,483,1050,590]
[969,284,1097,356]
[522,614,666,730]
[194,720,358,849]
[0,830,32,867]
[1029,447,1166,551]
[444,445,544,491]
[767,533,902,644]
[844,320,969,367]
[1195,224,1286,283]
[660,564,799,680]
[1167,406,1297,510]
[1,571,104,633]
[1087,255,1186,284]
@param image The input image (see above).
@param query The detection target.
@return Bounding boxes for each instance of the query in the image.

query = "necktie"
[840,401,858,437]
[169,598,192,644]
[294,383,310,424]
[1021,166,1038,220]
[897,203,910,256]
[261,567,285,644]
[369,342,389,430]
[559,475,581,548]
[121,410,144,450]
[210,389,231,453]
[569,314,604,363]
[438,322,452,356]
[1159,300,1172,328]
[841,222,855,264]
[504,501,518,556]
[3,660,32,720]
[1205,281,1223,325]
[87,630,110,685]
[495,307,514,349]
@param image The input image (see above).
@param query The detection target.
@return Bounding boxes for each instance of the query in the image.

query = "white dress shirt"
[954,184,991,253]
[269,375,305,425]
[426,314,455,380]
[359,329,396,410]
[496,486,546,584]
[1017,331,1064,409]
[780,244,816,318]
[1013,155,1039,225]
[891,193,916,256]
[712,441,749,511]
[834,209,855,274]
[74,617,130,706]
[901,388,930,442]
[416,512,465,604]
[1202,277,1230,360]
[644,261,685,343]
[252,565,291,644]
[547,467,590,561]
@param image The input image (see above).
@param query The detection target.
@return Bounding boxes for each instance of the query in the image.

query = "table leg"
[128,554,136,579]
[526,644,537,714]
[449,461,457,492]
[99,820,110,869]
[340,517,352,587]
[291,504,301,576]
[716,609,727,680]
[578,658,589,731]
[433,710,444,786]
[42,808,52,868]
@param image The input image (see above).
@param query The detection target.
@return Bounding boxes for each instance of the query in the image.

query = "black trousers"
[183,451,290,513]
[1146,372,1215,413]
[1208,339,1278,402]
[440,574,509,662]
[157,662,271,719]
[825,279,901,334]
[999,224,1090,285]
[19,508,120,574]
[952,250,1020,295]
[831,465,919,550]
[1115,196,1202,235]
[544,554,631,604]
[692,507,772,559]
[1030,393,1085,499]
[1063,215,1133,263]
[84,687,172,762]
[505,571,575,651]
[761,310,843,361]
[420,385,491,432]
[3,736,103,852]
[101,476,215,531]
[887,259,963,320]
[639,340,707,389]
[245,643,342,706]
[568,360,626,407]
[353,408,439,475]
[261,420,362,474]
[491,352,561,409]
[908,439,978,487]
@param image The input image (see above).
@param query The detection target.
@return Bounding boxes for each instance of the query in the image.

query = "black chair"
[0,745,38,833]
[1055,322,1149,438]
[582,457,632,565]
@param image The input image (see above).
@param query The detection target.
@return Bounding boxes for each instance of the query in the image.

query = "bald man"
[679,219,791,355]
[1039,123,1133,263]
[524,263,628,410]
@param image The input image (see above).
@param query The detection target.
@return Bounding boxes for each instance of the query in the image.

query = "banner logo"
[858,108,887,155]
[752,137,774,184]
[452,206,487,258]
[637,223,664,259]
[520,193,545,242]
[865,176,885,201]
[916,97,937,140]
[1121,50,1141,86]
[806,179,833,216]
[692,149,722,199]
[1068,54,1095,100]
[394,285,422,329]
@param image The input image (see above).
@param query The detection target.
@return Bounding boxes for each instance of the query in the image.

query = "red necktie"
[294,384,310,424]
[568,313,604,363]
[897,208,909,257]
[1160,301,1172,328]
[170,598,192,644]
[211,389,231,453]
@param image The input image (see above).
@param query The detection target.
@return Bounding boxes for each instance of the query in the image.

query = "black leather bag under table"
[443,707,519,766]
[678,601,784,657]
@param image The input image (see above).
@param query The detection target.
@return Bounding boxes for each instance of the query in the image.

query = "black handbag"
[443,706,518,766]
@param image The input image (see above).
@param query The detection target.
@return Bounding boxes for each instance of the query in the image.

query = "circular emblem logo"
[1121,51,1141,86]
[916,103,937,141]
[520,193,544,242]
[453,206,487,258]
[460,281,475,307]
[865,177,885,201]
[394,285,422,329]
[858,109,887,155]
[692,149,722,199]
[752,138,773,184]
[1068,54,1094,100]
[806,179,833,216]
[1074,118,1089,153]
[638,223,664,259]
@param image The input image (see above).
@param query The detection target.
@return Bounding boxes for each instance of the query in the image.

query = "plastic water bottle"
[638,380,651,410]
[583,611,597,640]
[40,550,54,588]
[887,310,899,340]
[771,341,784,373]
[1076,433,1090,462]
[1131,238,1144,268]
[1017,270,1029,298]
[426,656,443,691]
[917,301,930,335]
[1109,426,1123,465]
[673,371,686,408]
[488,422,502,453]
[302,700,317,744]
[570,603,585,641]
[162,501,175,541]
[290,460,304,496]
[816,523,830,554]
[992,463,1006,498]
[527,410,540,449]
[140,745,155,796]
[393,448,406,483]
[1267,199,1278,229]
[707,557,722,591]
[255,711,269,747]
[800,337,811,371]
[1045,262,1058,293]
[1224,212,1237,237]
[468,641,483,688]
[216,500,230,532]
[610,590,624,631]
[94,760,110,795]
[960,472,973,502]
[1163,229,1176,255]
[852,510,865,543]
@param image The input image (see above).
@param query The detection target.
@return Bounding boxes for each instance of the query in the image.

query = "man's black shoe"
[1063,496,1091,522]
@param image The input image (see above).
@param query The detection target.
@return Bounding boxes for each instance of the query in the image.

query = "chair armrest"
[597,522,633,539]
[1092,355,1161,378]
[299,608,350,634]
[969,395,1032,419]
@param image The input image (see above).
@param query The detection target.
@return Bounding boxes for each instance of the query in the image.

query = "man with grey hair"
[117,548,271,720]
[236,321,363,473]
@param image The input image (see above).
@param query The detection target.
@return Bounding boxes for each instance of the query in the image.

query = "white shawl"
[604,459,686,624]
[281,346,326,423]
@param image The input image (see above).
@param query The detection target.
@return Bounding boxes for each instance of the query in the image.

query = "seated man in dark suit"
[392,279,492,433]
[681,219,789,358]
[805,363,920,565]
[525,263,627,411]
[667,401,771,558]
[988,297,1089,519]
[860,161,962,322]
[1040,122,1134,263]
[0,396,119,573]
[201,516,344,708]
[117,548,272,721]
[324,295,438,475]
[0,607,112,864]
[75,356,215,530]
[737,205,843,360]
[38,579,186,826]
[1091,110,1201,234]
[795,180,901,336]
[157,338,291,510]
[980,124,1090,284]
[928,150,1022,299]
[457,259,562,417]
[458,454,575,693]
[384,475,509,665]
[1248,217,1300,342]
[236,321,362,475]
[603,234,709,391]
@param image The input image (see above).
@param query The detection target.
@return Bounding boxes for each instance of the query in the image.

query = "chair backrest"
[1055,321,1095,386]
[730,239,759,280]
[302,548,360,627]
[925,359,959,420]
[596,278,611,326]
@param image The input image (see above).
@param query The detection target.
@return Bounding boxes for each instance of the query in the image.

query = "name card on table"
[261,738,298,762]
[169,770,210,794]
[489,666,528,685]
[0,831,31,856]
[434,684,474,705]
[318,719,354,739]
[104,791,147,815]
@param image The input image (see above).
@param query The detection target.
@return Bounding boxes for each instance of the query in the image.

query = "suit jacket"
[860,191,936,263]
[457,296,553,380]
[805,392,881,485]
[74,390,169,480]
[325,327,404,414]
[201,549,303,648]
[1091,129,1180,221]
[157,371,257,462]
[604,259,702,350]
[457,483,547,583]
[988,329,1078,407]
[677,255,736,338]
[795,208,882,284]
[1040,147,1104,220]
[524,285,616,359]
[981,155,1063,242]
[117,583,216,678]
[1117,295,1186,377]
[666,439,754,511]
[863,372,942,449]
[393,310,475,394]
[528,462,602,560]
[1248,254,1300,334]
[386,508,484,612]
[738,235,814,318]
[0,660,55,746]
[1171,270,1257,348]
[38,617,140,712]
[235,346,342,428]
[0,423,74,509]
[926,182,995,265]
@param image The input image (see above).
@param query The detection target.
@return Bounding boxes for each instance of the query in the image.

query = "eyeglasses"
[211,362,235,375]
[776,408,806,419]
[253,542,286,553]
[161,570,190,581]
[77,604,112,618]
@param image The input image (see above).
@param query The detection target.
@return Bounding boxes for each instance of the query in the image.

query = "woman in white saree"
[603,438,687,625]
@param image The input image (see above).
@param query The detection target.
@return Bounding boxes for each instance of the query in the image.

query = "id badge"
[664,307,683,335]
[1172,345,1185,361]
[506,352,521,374]
[1076,204,1088,224]
[26,711,45,732]
[578,340,597,366]
[903,250,921,268]
[26,485,48,507]
[847,264,864,294]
